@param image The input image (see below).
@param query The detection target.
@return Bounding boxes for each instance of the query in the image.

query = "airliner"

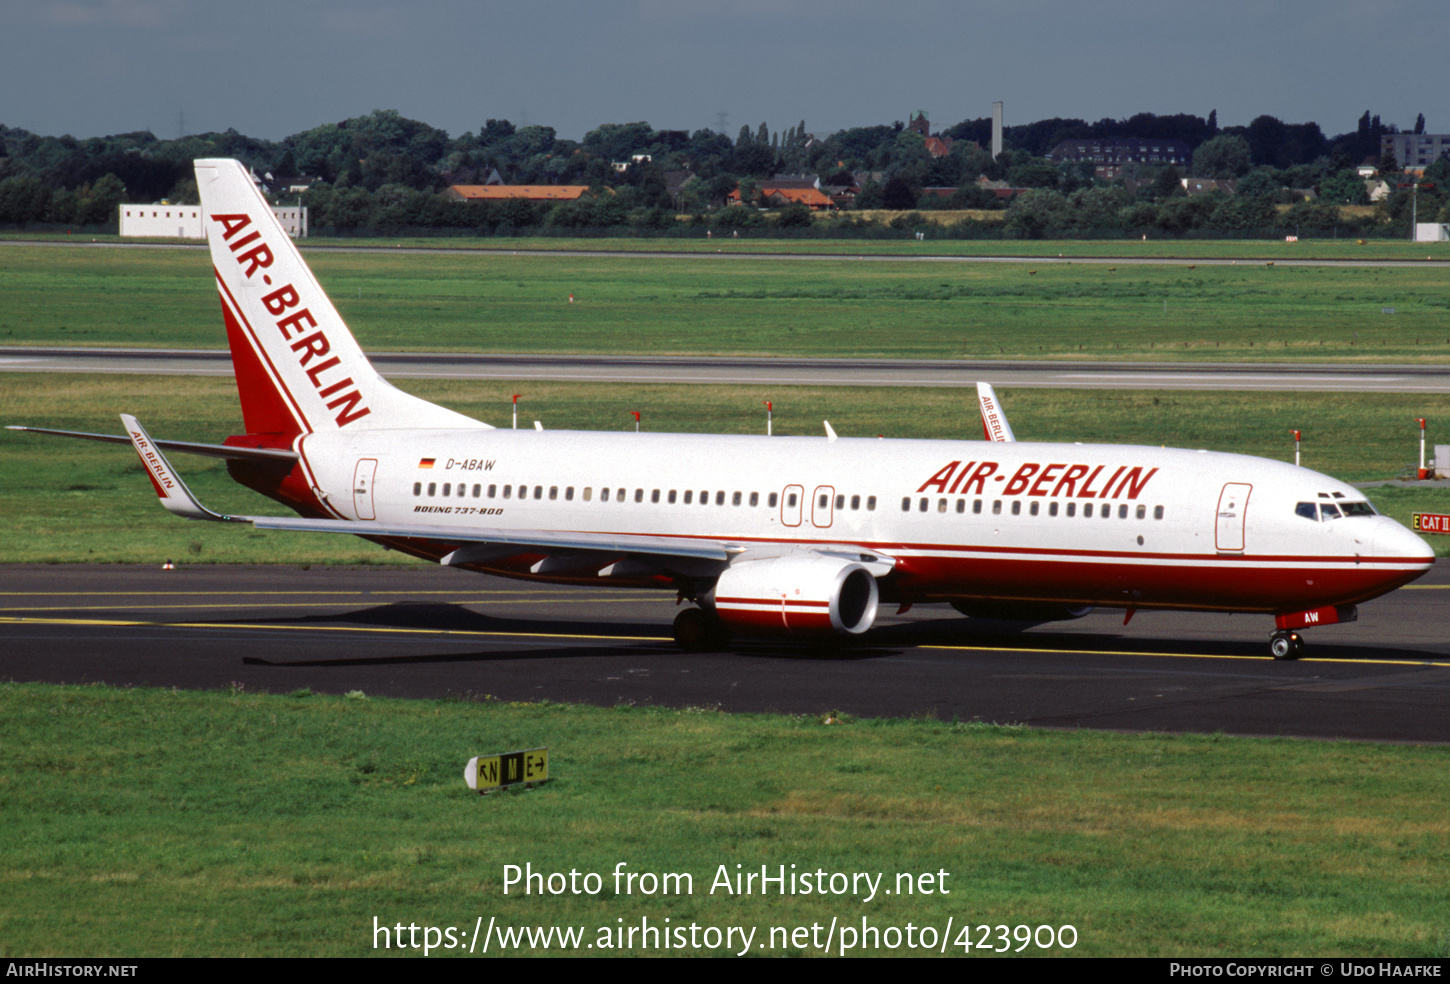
[10,159,1435,659]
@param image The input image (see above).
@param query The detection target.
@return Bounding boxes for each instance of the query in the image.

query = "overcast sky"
[1,0,1442,144]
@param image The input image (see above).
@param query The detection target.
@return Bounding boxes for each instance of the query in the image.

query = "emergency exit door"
[353,458,378,520]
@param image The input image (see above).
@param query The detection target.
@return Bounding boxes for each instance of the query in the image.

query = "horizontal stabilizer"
[7,425,298,463]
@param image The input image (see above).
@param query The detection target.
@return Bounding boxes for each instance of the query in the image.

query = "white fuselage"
[292,427,1433,615]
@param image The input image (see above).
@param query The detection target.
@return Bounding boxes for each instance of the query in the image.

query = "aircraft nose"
[1369,516,1435,565]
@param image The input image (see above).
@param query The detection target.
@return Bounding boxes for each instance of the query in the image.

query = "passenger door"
[1215,482,1251,552]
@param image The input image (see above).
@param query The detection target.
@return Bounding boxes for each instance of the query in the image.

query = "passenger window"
[618,488,626,502]
[733,492,742,506]
[473,484,481,497]
[919,497,928,512]
[652,490,661,503]
[992,500,1001,515]
[428,482,437,497]
[700,491,709,506]
[1011,500,1021,516]
[787,493,797,508]
[714,491,723,505]
[1030,501,1039,516]
[684,490,692,504]
[749,492,759,506]
[769,492,778,508]
[867,496,876,511]
[583,487,592,502]
[938,498,947,513]
[488,485,497,498]
[501,485,510,499]
[1154,505,1164,520]
[635,489,644,503]
[850,495,860,510]
[901,497,911,512]
[956,498,965,514]
[602,488,611,502]
[412,482,421,496]
[1067,502,1076,517]
[973,499,982,514]
[549,486,558,500]
[836,494,845,510]
[565,487,574,501]
[442,483,451,496]
[1135,504,1145,519]
[668,490,677,504]
[1049,502,1058,517]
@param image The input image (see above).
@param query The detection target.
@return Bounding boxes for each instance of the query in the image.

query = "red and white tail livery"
[11,158,1435,659]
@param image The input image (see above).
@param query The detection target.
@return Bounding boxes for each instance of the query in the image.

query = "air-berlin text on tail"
[211,211,371,427]
[918,460,1160,499]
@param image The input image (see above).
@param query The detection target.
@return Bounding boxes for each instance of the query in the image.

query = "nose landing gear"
[1269,630,1305,660]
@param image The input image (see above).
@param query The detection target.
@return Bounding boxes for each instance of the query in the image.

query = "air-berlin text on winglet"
[210,212,371,427]
[917,460,1160,499]
[128,427,175,491]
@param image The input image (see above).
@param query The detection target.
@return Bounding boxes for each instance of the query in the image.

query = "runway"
[5,346,1450,392]
[3,563,1447,743]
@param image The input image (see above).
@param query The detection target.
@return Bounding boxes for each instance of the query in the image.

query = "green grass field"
[8,227,1449,261]
[3,241,1450,361]
[2,682,1447,957]
[5,237,1450,959]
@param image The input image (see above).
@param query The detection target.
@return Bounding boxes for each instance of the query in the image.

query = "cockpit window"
[1297,500,1375,521]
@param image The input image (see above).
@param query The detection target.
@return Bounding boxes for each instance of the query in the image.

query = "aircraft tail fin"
[977,382,1015,442]
[193,158,486,438]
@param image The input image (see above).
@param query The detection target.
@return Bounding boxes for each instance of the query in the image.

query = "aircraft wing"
[249,514,735,564]
[114,415,897,579]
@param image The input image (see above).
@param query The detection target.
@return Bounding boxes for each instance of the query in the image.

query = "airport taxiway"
[3,563,1447,743]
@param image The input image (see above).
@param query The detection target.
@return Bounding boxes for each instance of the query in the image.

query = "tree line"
[0,108,1440,238]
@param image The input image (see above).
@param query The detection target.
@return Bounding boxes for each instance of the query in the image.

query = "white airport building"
[119,203,307,239]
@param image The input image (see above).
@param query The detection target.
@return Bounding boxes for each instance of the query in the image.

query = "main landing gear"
[672,607,732,652]
[1269,630,1305,660]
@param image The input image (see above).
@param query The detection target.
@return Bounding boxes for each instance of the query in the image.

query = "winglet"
[121,414,240,522]
[977,382,1015,442]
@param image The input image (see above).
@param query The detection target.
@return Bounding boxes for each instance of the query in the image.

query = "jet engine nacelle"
[707,555,880,636]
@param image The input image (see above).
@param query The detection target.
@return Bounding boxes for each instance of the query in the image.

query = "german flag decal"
[418,457,435,469]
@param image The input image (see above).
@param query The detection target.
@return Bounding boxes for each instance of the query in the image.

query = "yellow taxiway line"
[4,614,1445,665]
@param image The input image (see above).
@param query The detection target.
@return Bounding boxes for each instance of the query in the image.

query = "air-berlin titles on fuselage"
[211,212,371,428]
[918,460,1159,499]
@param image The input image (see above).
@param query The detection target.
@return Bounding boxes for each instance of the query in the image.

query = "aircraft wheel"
[673,608,728,652]
[1269,630,1303,660]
